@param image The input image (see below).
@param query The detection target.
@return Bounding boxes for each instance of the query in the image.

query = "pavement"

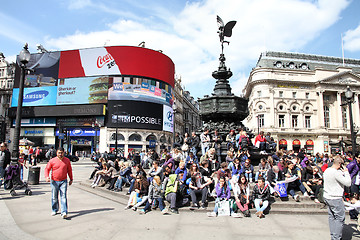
[0,159,360,240]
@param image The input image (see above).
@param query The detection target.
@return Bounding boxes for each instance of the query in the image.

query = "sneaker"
[231,213,242,218]
[189,204,199,210]
[170,208,179,214]
[51,212,58,216]
[92,184,97,188]
[207,212,217,217]
[314,199,320,204]
[131,206,137,211]
[294,194,300,202]
[139,209,146,214]
[61,213,67,219]
[199,204,207,210]
[303,192,309,197]
[125,192,131,195]
[124,205,131,210]
[161,209,168,215]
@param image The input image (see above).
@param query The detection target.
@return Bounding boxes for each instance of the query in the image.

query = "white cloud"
[45,0,350,98]
[344,24,360,52]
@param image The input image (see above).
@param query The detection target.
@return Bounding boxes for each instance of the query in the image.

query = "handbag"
[181,144,189,151]
[217,199,231,216]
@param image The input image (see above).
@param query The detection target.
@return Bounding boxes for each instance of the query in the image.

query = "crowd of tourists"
[87,128,360,220]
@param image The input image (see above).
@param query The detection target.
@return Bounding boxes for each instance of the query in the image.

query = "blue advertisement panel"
[57,76,109,105]
[12,86,57,107]
[56,127,99,137]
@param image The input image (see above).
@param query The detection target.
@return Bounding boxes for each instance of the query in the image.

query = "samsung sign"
[108,100,172,132]
[12,86,57,107]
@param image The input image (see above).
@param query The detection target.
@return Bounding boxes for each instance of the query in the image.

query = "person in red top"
[45,147,73,219]
[254,131,267,154]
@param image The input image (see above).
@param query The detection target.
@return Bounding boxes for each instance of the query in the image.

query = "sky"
[1,0,360,99]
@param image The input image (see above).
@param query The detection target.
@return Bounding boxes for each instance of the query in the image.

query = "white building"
[243,51,360,155]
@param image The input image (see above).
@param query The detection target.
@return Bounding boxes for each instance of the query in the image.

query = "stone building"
[0,53,14,143]
[243,51,360,154]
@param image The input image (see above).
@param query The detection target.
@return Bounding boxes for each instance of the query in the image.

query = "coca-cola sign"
[97,53,114,68]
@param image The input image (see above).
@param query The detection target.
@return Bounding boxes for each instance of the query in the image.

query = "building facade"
[243,51,360,154]
[183,90,201,135]
[0,53,15,143]
[9,46,176,156]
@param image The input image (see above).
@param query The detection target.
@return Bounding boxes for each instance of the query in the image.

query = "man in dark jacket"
[190,132,200,157]
[0,142,11,188]
[267,165,284,195]
[252,177,270,218]
[173,132,184,149]
[347,155,360,194]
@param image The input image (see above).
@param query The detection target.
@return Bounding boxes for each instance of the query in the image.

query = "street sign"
[149,140,156,148]
[59,133,65,139]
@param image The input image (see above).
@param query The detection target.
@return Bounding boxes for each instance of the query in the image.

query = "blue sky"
[1,0,360,99]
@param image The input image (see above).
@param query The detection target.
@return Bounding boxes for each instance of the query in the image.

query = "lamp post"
[345,86,357,155]
[172,102,177,148]
[12,44,31,162]
[92,120,101,153]
[114,104,121,158]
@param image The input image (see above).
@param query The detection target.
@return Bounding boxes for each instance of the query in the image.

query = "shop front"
[292,139,301,153]
[305,139,314,155]
[279,139,288,151]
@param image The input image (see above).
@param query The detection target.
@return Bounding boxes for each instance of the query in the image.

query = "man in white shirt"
[323,156,351,240]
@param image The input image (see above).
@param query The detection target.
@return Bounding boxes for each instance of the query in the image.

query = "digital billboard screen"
[107,101,173,132]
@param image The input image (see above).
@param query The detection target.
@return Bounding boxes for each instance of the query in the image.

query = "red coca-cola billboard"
[14,46,175,88]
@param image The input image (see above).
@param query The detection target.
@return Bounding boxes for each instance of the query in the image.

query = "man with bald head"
[323,156,351,240]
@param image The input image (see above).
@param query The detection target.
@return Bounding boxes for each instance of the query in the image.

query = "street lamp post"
[172,102,177,148]
[345,86,357,155]
[12,44,31,162]
[114,105,120,158]
[92,120,101,153]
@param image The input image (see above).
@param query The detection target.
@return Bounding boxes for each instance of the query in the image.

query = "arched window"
[110,133,125,141]
[129,133,142,141]
[146,134,157,141]
[160,135,167,143]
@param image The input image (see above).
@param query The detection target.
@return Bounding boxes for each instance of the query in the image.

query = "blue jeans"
[244,172,253,182]
[51,180,68,215]
[115,176,129,190]
[254,198,269,213]
[128,179,135,193]
[143,198,165,212]
[324,198,345,240]
[190,147,197,157]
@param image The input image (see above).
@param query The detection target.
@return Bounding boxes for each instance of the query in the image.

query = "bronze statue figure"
[217,15,236,54]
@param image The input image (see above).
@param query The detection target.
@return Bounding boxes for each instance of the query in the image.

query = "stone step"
[80,180,333,215]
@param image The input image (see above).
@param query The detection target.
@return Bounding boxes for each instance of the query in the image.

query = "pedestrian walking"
[323,156,351,240]
[0,142,11,188]
[45,147,73,219]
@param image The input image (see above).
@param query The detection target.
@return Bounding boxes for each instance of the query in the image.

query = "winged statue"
[217,15,236,54]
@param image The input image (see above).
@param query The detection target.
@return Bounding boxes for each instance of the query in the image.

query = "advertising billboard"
[108,76,173,106]
[12,86,57,107]
[107,100,173,132]
[57,76,109,105]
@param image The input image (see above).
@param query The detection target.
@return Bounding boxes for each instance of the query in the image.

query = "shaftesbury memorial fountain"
[198,16,252,158]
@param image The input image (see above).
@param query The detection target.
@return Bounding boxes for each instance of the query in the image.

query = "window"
[305,92,309,99]
[258,114,264,128]
[341,106,347,128]
[279,115,285,128]
[305,116,311,128]
[292,115,298,128]
[279,91,283,98]
[292,92,297,98]
[324,105,330,128]
[129,133,142,141]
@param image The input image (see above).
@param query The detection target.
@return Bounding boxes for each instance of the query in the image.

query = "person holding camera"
[323,156,351,240]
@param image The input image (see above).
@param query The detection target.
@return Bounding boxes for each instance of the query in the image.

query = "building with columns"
[243,51,360,154]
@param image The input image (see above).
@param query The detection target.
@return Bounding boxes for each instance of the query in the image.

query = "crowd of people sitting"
[87,129,360,219]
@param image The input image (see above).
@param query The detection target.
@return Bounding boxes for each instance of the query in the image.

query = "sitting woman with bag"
[125,175,149,211]
[139,176,168,215]
[233,174,251,217]
[207,176,241,218]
